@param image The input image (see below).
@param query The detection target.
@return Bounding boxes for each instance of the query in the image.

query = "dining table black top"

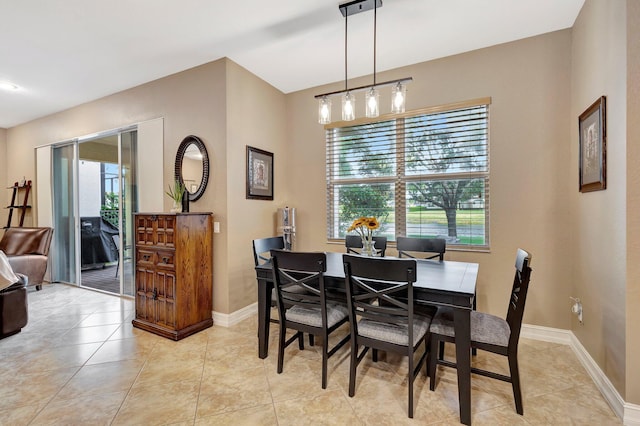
[256,251,477,307]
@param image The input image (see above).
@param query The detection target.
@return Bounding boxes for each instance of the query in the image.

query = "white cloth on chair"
[0,250,20,291]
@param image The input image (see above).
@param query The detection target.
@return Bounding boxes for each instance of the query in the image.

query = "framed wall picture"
[579,96,606,192]
[246,146,274,200]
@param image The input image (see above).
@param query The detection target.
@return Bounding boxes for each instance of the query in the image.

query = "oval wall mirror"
[174,135,209,202]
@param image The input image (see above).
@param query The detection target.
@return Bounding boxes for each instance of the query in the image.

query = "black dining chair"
[343,254,432,418]
[252,237,285,326]
[396,236,446,261]
[428,248,533,415]
[270,249,350,389]
[252,236,285,267]
[345,235,387,257]
[252,237,316,344]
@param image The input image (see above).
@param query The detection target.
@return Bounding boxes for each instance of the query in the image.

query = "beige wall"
[5,59,232,313]
[287,30,574,328]
[626,0,640,405]
[225,60,288,313]
[571,0,627,396]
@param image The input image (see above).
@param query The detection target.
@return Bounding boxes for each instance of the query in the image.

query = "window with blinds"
[326,98,490,248]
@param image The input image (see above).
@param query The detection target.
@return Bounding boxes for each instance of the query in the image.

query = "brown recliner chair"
[0,227,53,291]
[0,274,28,339]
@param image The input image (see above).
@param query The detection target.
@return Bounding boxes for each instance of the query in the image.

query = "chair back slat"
[343,255,417,338]
[396,236,446,261]
[270,250,328,324]
[505,248,533,348]
[345,235,388,257]
[252,236,285,266]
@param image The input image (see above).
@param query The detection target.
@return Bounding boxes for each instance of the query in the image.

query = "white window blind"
[326,98,490,248]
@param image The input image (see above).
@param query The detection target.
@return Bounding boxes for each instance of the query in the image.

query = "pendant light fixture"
[341,7,355,121]
[365,1,379,118]
[315,0,412,124]
[318,96,331,124]
[391,81,407,113]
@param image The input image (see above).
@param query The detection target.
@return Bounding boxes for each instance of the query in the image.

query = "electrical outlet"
[570,297,583,324]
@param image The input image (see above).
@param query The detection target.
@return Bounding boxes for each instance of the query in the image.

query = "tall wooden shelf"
[5,180,32,229]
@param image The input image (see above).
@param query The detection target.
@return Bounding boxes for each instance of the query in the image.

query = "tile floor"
[0,284,621,425]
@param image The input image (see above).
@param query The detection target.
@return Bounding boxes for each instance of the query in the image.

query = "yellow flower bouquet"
[347,217,380,255]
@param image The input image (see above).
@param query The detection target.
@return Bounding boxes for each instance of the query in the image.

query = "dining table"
[255,251,478,425]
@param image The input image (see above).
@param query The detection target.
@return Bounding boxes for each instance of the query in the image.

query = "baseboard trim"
[624,402,640,425]
[521,323,640,425]
[520,323,572,345]
[212,302,258,327]
[567,331,625,421]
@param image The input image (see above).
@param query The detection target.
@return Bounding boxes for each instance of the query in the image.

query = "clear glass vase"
[361,238,377,256]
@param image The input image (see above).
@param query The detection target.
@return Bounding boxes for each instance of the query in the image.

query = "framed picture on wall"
[579,96,606,192]
[246,146,274,200]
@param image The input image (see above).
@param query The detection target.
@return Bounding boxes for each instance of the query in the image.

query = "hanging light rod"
[314,77,413,99]
[315,0,413,124]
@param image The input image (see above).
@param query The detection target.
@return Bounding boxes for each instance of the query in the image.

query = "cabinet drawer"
[155,250,175,270]
[136,249,155,268]
[136,249,175,270]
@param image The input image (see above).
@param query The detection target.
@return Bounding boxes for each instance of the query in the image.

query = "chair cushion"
[358,315,431,347]
[272,284,313,304]
[430,308,510,348]
[286,303,348,328]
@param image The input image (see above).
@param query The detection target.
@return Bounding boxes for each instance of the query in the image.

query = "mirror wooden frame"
[174,135,209,202]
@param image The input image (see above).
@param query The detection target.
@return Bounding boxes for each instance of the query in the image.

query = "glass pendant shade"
[318,96,332,124]
[365,87,379,118]
[342,92,356,121]
[391,82,407,113]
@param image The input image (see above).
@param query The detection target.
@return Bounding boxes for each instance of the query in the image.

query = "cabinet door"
[135,266,155,322]
[153,269,177,328]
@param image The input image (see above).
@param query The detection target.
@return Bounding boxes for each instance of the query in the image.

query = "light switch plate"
[214,222,220,233]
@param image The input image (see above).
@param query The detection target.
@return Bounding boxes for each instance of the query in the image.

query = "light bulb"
[365,87,379,118]
[394,92,403,108]
[342,92,355,121]
[391,82,406,114]
[318,96,332,124]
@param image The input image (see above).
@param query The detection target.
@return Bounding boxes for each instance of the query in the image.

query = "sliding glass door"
[50,128,138,296]
[51,143,77,284]
[118,130,137,296]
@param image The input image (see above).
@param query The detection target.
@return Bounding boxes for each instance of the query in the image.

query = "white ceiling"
[0,0,584,129]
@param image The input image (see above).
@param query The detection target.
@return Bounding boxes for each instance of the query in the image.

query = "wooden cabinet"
[132,212,213,340]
